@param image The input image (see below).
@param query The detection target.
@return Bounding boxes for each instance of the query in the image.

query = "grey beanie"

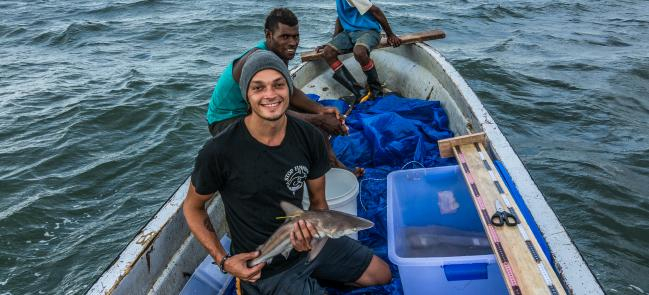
[239,50,293,103]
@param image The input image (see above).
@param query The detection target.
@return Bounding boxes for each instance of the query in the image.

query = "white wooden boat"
[87,43,603,295]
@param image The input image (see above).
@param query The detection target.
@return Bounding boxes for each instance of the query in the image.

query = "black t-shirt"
[191,115,330,274]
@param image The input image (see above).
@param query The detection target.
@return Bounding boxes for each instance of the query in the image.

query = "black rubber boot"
[363,65,382,101]
[333,65,368,105]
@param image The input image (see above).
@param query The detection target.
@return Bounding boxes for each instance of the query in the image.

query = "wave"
[576,34,632,47]
[607,17,649,27]
[507,2,593,14]
[518,72,582,91]
[628,63,649,81]
[86,0,171,15]
[546,62,605,72]
[0,195,42,221]
[476,3,527,19]
[0,26,27,38]
[29,22,111,46]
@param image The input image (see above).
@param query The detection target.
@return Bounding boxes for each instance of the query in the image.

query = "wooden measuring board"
[300,30,446,62]
[439,133,565,295]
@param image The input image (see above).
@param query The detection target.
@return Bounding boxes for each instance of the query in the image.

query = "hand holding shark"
[290,219,319,252]
[223,251,265,283]
[247,201,374,268]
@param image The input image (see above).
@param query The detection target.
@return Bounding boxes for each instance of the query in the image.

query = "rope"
[358,160,426,212]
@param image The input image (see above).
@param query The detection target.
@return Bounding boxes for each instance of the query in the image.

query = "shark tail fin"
[280,201,305,217]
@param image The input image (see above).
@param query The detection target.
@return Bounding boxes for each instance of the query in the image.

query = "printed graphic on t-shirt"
[284,165,309,194]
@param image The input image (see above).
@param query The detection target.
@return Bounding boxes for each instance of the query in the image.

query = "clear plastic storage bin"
[387,165,508,295]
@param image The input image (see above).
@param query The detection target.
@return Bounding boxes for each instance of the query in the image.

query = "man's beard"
[252,107,284,121]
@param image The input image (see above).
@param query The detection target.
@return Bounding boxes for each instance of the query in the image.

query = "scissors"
[490,200,518,226]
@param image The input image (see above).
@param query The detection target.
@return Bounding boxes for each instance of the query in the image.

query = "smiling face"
[265,23,299,62]
[246,69,290,121]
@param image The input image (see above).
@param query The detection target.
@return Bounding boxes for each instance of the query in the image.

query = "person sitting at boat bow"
[318,0,402,104]
[184,50,391,294]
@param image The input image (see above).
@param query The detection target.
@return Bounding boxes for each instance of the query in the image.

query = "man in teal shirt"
[206,8,345,138]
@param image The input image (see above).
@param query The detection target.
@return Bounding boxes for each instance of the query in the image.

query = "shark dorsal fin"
[280,201,304,216]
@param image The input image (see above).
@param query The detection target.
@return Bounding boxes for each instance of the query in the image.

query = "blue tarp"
[315,95,554,294]
[316,94,457,294]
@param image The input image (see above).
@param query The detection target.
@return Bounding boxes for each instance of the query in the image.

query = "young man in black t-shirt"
[183,51,391,294]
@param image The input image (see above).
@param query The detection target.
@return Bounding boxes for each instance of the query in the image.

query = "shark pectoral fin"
[280,201,305,216]
[308,238,329,262]
[281,248,291,259]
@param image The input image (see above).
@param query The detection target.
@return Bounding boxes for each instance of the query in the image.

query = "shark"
[247,201,374,268]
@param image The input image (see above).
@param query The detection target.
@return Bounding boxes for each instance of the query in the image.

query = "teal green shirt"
[206,41,268,125]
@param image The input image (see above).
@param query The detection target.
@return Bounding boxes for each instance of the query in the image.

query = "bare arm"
[183,183,265,282]
[288,88,348,136]
[289,87,326,114]
[231,49,260,83]
[183,183,225,262]
[369,5,401,46]
[334,17,343,36]
[306,175,328,210]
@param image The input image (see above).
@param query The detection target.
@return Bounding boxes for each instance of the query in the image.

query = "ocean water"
[1,0,648,294]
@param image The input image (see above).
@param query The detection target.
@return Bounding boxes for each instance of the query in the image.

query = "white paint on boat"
[87,178,227,295]
[87,43,602,295]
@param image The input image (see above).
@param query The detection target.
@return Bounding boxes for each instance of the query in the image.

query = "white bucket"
[302,168,360,239]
